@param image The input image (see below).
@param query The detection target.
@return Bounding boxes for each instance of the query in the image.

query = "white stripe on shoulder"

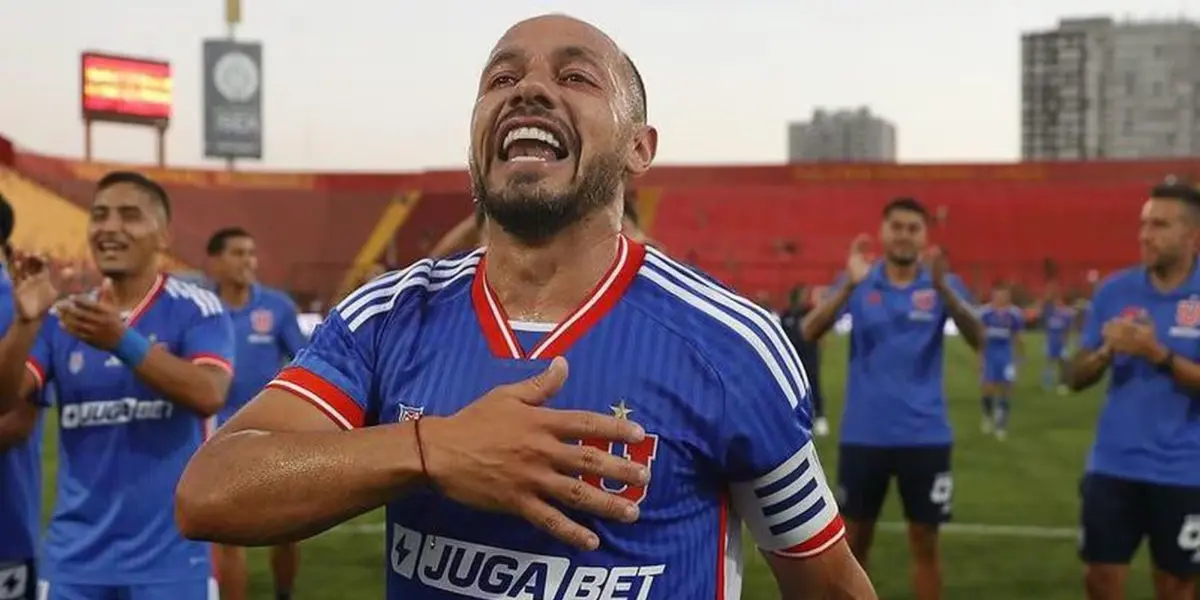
[164,277,224,317]
[338,257,477,332]
[639,252,809,409]
[642,247,811,400]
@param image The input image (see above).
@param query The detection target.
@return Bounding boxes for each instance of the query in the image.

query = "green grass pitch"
[37,333,1155,598]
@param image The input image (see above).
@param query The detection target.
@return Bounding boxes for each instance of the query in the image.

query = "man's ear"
[625,125,658,177]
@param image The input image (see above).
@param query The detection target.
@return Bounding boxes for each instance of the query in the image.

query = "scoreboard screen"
[81,52,172,124]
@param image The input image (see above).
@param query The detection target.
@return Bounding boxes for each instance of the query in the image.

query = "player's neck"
[1149,256,1197,292]
[883,260,919,285]
[483,212,622,323]
[217,283,252,308]
[110,271,160,311]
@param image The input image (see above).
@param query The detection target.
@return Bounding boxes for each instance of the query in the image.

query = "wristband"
[112,329,152,368]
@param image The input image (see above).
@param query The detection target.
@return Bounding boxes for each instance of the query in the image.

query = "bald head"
[491,15,645,125]
[469,13,658,242]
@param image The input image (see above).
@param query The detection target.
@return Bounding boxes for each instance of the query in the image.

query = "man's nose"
[508,69,556,112]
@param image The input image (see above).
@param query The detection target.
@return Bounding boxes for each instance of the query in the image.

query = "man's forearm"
[801,283,854,342]
[1144,345,1200,391]
[939,283,982,349]
[176,421,426,546]
[1066,348,1111,391]
[0,320,41,415]
[132,347,227,417]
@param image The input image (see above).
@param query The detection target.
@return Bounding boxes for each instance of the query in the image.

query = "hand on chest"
[382,359,695,508]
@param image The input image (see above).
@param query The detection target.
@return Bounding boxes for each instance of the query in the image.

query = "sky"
[0,0,1195,172]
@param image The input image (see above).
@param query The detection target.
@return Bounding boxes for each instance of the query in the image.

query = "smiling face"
[89,183,169,279]
[469,15,656,242]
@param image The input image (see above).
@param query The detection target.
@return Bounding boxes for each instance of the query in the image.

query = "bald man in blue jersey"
[1067,181,1200,600]
[803,197,983,600]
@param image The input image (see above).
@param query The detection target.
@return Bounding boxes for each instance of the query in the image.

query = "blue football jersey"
[269,238,844,599]
[0,268,44,563]
[836,263,973,446]
[26,274,236,585]
[1080,266,1200,487]
[222,284,306,420]
[979,305,1023,363]
[1042,302,1075,356]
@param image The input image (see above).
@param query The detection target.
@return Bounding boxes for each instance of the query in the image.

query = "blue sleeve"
[276,296,308,358]
[1012,308,1025,332]
[181,307,236,374]
[267,271,421,430]
[717,314,844,559]
[26,317,57,404]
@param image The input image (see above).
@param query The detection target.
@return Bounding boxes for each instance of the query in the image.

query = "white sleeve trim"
[730,440,842,554]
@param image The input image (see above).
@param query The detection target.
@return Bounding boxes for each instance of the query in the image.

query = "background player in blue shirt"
[1067,182,1200,600]
[178,13,877,598]
[0,196,43,600]
[977,282,1024,441]
[205,226,307,600]
[0,171,235,600]
[1037,279,1076,394]
[802,197,983,600]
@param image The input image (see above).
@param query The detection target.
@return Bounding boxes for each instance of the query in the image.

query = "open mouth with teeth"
[499,126,569,163]
[94,240,129,255]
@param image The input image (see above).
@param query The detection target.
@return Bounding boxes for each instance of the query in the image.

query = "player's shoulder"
[161,274,225,318]
[634,248,804,391]
[331,250,481,333]
[1093,267,1144,299]
[254,284,297,310]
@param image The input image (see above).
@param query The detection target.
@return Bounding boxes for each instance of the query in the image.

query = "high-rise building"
[1022,16,1200,160]
[787,108,897,162]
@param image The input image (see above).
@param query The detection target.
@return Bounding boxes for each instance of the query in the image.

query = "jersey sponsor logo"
[390,524,665,600]
[579,401,659,505]
[59,398,174,429]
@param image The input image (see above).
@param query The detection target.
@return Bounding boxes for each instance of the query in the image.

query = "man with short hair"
[977,281,1023,440]
[1039,279,1076,394]
[0,171,235,600]
[802,197,983,600]
[0,193,41,600]
[205,226,307,600]
[1067,182,1200,600]
[177,14,876,599]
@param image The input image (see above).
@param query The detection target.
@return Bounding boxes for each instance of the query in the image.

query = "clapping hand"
[58,278,126,351]
[11,254,58,324]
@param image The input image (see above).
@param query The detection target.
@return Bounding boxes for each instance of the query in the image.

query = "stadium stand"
[0,130,1196,309]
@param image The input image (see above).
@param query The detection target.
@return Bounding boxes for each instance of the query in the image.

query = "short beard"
[473,153,624,244]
